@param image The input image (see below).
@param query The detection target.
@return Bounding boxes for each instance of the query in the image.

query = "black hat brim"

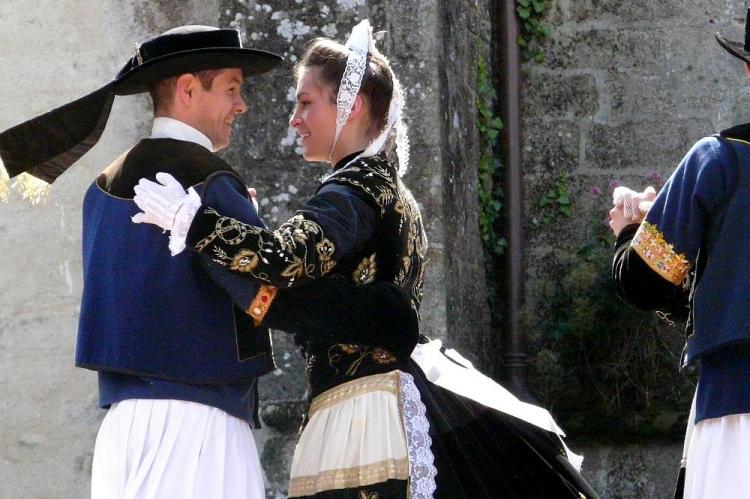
[715,33,750,63]
[113,47,283,95]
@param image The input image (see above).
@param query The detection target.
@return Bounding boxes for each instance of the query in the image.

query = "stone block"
[559,0,700,25]
[584,119,713,172]
[521,118,581,176]
[523,71,599,119]
[575,441,683,499]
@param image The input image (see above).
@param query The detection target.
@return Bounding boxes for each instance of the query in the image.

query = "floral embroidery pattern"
[359,491,379,499]
[353,254,377,284]
[194,208,336,287]
[632,221,692,285]
[230,249,259,272]
[328,344,397,376]
[322,155,428,305]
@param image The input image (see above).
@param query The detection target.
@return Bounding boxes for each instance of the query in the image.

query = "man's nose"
[235,94,247,114]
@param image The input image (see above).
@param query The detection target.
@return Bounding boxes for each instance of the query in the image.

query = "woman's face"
[289,66,338,162]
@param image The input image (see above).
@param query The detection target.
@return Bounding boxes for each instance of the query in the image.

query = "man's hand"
[609,185,656,236]
[609,204,630,237]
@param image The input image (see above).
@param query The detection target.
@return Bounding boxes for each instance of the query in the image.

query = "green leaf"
[517,6,531,19]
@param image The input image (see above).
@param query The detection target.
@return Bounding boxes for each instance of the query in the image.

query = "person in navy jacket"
[611,10,750,499]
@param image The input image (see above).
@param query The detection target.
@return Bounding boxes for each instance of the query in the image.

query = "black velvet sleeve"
[613,223,689,318]
[263,276,419,357]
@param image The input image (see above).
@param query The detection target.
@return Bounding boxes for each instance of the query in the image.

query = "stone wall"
[523,2,750,317]
[521,1,750,497]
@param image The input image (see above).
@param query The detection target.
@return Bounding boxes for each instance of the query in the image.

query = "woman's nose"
[289,112,301,128]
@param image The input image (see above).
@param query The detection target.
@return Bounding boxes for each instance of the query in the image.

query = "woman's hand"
[132,172,201,255]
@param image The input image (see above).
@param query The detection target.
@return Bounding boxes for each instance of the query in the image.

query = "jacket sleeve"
[187,175,376,288]
[612,136,736,313]
[194,172,415,348]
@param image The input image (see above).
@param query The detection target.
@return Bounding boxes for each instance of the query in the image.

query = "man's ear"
[175,73,197,106]
[744,62,750,78]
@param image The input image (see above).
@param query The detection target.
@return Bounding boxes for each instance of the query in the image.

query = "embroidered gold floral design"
[371,348,396,365]
[327,344,397,376]
[353,254,377,284]
[394,199,405,214]
[359,491,379,499]
[340,344,359,354]
[632,221,691,285]
[316,238,335,260]
[322,259,336,274]
[281,255,306,280]
[230,249,259,272]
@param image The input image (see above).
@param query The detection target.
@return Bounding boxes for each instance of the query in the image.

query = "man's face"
[191,68,247,151]
[289,66,338,162]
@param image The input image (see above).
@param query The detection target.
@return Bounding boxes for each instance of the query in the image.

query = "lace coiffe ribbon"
[330,19,410,176]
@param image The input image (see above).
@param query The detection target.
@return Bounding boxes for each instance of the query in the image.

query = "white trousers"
[91,399,265,499]
[684,410,750,499]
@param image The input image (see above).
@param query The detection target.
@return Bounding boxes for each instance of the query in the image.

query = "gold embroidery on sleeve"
[353,254,377,284]
[631,221,692,285]
[195,208,336,286]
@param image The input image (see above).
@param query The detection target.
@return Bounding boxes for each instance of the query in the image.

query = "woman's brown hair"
[294,37,393,134]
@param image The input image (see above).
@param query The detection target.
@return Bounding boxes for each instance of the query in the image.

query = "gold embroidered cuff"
[631,221,691,285]
[247,285,278,326]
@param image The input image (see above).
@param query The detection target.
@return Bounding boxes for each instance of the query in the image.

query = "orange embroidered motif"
[631,221,691,285]
[247,285,278,325]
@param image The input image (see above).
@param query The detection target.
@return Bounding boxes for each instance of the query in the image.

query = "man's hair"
[148,69,222,115]
[294,38,393,134]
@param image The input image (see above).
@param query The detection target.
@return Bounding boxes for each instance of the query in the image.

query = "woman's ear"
[348,94,366,122]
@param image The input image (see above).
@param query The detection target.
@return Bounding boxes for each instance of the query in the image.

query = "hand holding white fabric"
[132,172,201,255]
[612,185,656,223]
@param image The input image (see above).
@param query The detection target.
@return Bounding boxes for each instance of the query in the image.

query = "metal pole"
[496,0,529,399]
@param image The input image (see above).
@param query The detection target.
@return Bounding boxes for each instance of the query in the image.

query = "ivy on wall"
[476,54,506,257]
[516,0,551,62]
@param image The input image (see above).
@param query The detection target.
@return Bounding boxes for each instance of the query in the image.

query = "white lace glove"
[612,185,656,223]
[132,172,202,256]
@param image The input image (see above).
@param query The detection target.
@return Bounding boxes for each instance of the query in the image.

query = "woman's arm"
[187,175,377,287]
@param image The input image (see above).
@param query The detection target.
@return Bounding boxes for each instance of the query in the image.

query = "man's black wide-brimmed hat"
[716,8,750,63]
[0,25,282,184]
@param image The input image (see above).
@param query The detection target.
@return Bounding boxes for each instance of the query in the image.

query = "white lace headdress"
[330,19,410,176]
